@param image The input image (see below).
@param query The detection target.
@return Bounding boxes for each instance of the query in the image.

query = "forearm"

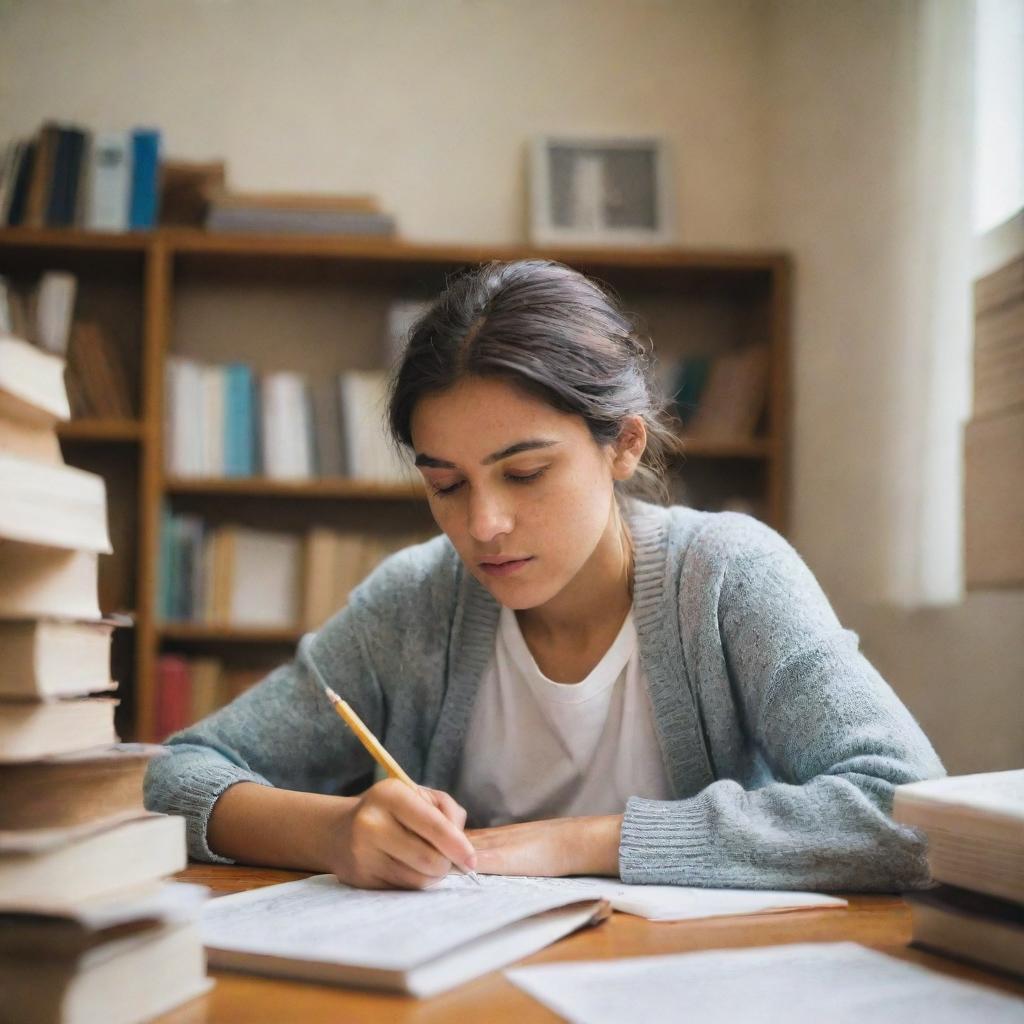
[207,781,355,873]
[469,814,623,877]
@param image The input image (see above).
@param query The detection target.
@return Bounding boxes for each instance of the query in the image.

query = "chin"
[476,574,566,612]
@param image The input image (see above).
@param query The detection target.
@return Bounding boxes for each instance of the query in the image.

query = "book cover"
[224,363,256,476]
[5,139,35,227]
[85,131,131,232]
[129,128,161,230]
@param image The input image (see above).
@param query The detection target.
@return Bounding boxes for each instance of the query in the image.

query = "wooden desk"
[157,865,1024,1023]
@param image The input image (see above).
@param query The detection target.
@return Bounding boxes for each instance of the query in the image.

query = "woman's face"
[410,376,632,611]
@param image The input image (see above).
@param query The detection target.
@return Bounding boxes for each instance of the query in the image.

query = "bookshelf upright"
[0,227,791,741]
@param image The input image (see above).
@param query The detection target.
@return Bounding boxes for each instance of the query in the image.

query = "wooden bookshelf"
[0,227,791,741]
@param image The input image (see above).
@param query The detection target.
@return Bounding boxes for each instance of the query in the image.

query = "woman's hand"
[322,778,477,890]
[468,814,623,878]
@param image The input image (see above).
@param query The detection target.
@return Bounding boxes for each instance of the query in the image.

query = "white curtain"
[882,0,976,607]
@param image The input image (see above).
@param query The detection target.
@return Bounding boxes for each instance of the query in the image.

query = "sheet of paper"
[495,875,847,921]
[200,872,601,972]
[507,942,1024,1024]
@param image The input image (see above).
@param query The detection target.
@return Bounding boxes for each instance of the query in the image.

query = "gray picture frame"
[528,136,676,247]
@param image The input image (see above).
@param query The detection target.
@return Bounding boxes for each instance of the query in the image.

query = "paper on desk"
[507,942,1024,1024]
[494,875,847,921]
[201,872,603,972]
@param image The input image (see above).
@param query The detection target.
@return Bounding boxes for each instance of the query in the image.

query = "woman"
[145,259,944,892]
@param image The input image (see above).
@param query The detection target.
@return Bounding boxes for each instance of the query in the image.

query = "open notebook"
[201,873,608,998]
[201,873,846,998]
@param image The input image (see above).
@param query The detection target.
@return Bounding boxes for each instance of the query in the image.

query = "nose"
[467,487,513,544]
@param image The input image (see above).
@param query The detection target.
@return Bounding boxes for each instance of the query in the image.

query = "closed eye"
[430,467,547,498]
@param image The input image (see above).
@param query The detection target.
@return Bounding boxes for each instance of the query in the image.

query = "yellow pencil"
[318,680,483,885]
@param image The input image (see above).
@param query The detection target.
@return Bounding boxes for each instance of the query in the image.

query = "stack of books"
[0,333,210,1021]
[164,358,414,483]
[202,187,396,237]
[893,770,1024,978]
[0,120,162,231]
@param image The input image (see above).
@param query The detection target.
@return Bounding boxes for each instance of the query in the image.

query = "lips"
[478,556,534,577]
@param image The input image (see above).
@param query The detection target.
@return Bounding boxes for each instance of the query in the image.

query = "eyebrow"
[414,438,560,469]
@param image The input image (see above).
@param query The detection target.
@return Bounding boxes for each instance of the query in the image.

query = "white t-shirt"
[453,606,673,827]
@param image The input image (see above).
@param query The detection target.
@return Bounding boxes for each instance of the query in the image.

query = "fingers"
[385,782,477,869]
[423,787,469,831]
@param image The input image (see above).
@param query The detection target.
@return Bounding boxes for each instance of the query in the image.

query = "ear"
[610,416,647,482]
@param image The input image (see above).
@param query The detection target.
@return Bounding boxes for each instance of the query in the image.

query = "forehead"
[410,376,586,457]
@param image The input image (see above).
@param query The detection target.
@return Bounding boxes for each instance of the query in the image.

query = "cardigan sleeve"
[143,599,384,864]
[619,515,946,892]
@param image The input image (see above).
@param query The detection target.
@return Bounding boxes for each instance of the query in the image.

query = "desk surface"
[157,865,1024,1023]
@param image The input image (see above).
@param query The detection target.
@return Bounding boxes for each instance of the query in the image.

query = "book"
[338,370,414,482]
[0,813,186,908]
[34,272,78,356]
[0,744,153,832]
[302,528,338,629]
[65,321,134,419]
[128,128,160,230]
[907,884,1024,979]
[201,872,608,998]
[203,187,380,213]
[0,140,25,224]
[0,413,63,464]
[23,122,61,229]
[5,138,36,227]
[310,375,346,477]
[260,371,315,479]
[0,542,100,621]
[0,698,117,763]
[84,131,131,232]
[892,770,1024,904]
[0,454,112,553]
[0,898,211,1024]
[205,206,396,236]
[0,335,71,425]
[0,618,113,699]
[155,655,192,739]
[223,362,256,476]
[687,343,770,440]
[228,527,301,627]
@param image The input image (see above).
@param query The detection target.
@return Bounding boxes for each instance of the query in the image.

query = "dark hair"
[387,259,682,501]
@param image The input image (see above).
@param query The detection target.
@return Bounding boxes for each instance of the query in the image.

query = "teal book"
[224,364,256,477]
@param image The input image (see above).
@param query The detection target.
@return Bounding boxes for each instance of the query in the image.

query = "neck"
[517,496,634,645]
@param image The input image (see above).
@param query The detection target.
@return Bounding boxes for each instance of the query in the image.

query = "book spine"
[129,128,161,230]
[86,132,131,232]
[5,140,35,227]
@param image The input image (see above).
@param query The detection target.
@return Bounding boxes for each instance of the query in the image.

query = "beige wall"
[2,0,1020,771]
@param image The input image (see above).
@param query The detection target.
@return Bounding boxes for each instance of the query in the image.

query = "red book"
[156,655,193,739]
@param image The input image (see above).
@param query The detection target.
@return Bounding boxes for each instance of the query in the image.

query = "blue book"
[224,363,256,476]
[128,128,161,229]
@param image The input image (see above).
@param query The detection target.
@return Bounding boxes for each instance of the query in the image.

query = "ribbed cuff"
[166,763,273,864]
[619,793,720,885]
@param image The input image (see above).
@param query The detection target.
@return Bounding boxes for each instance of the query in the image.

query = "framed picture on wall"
[528,136,676,247]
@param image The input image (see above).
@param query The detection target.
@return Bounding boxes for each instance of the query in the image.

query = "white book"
[201,872,606,998]
[228,527,301,627]
[0,543,100,620]
[0,454,111,552]
[34,272,77,356]
[0,814,186,908]
[893,770,1024,903]
[201,362,225,477]
[338,370,412,483]
[0,334,70,424]
[507,941,1024,1024]
[261,372,313,479]
[84,131,132,232]
[0,698,117,763]
[164,357,203,476]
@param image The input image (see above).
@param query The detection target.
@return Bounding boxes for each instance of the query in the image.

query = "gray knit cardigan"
[144,501,945,890]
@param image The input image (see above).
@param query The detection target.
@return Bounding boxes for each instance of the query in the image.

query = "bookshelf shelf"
[0,227,790,741]
[678,437,773,459]
[58,419,146,442]
[163,476,426,500]
[159,623,306,644]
